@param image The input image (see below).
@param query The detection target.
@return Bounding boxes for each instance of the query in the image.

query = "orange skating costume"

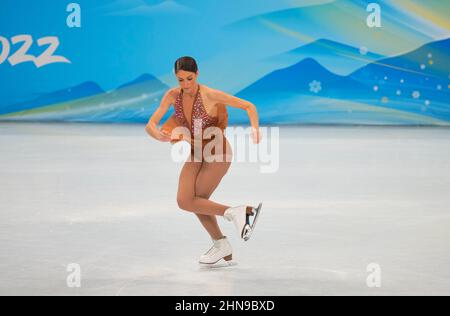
[161,85,230,159]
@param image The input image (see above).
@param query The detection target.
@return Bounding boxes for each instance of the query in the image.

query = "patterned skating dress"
[161,84,230,160]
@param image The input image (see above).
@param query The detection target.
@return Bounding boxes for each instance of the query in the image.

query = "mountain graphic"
[229,38,450,125]
[117,73,167,90]
[0,74,170,123]
[236,57,371,98]
[346,38,450,122]
[0,39,448,125]
[0,82,104,116]
[350,38,450,102]
[265,38,385,76]
[351,38,450,81]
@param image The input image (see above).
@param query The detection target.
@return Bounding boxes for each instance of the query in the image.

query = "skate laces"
[204,238,227,256]
[204,244,219,256]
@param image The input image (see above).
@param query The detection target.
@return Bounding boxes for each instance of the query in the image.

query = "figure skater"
[145,56,262,266]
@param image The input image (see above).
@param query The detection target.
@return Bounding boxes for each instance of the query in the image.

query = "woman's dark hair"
[174,56,198,74]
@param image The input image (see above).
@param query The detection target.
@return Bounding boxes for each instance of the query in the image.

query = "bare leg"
[194,159,232,240]
[177,154,231,216]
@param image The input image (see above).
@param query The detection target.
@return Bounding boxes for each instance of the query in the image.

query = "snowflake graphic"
[309,80,322,94]
[412,91,421,99]
[425,100,430,106]
[400,79,405,84]
[373,85,379,92]
[428,53,433,59]
[396,90,402,96]
[420,64,426,70]
[437,85,442,90]
[359,46,368,55]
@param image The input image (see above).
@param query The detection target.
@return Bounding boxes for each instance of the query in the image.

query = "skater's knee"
[177,196,193,211]
[195,189,211,200]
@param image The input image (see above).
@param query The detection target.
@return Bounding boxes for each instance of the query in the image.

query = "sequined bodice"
[174,85,219,136]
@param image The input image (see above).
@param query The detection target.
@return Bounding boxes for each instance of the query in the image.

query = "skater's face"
[176,70,198,93]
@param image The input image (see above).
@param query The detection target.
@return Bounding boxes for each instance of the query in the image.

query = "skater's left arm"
[212,90,261,144]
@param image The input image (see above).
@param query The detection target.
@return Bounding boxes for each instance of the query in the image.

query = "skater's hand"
[158,129,172,142]
[251,127,261,144]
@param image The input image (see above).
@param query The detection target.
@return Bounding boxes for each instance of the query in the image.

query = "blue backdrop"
[0,0,449,125]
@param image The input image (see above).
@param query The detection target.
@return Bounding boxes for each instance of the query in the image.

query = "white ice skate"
[199,236,233,266]
[224,203,263,241]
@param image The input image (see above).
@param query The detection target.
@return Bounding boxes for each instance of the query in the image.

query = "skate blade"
[199,260,237,269]
[242,203,262,241]
[250,202,263,231]
[242,224,252,241]
[243,227,252,241]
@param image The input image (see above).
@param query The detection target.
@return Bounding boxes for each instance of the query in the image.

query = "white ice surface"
[0,122,449,296]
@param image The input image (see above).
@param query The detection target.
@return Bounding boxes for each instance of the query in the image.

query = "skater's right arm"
[145,89,175,142]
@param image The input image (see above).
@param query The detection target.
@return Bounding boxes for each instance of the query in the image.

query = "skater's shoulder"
[165,87,181,101]
[168,87,181,96]
[202,84,220,94]
[201,85,224,100]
